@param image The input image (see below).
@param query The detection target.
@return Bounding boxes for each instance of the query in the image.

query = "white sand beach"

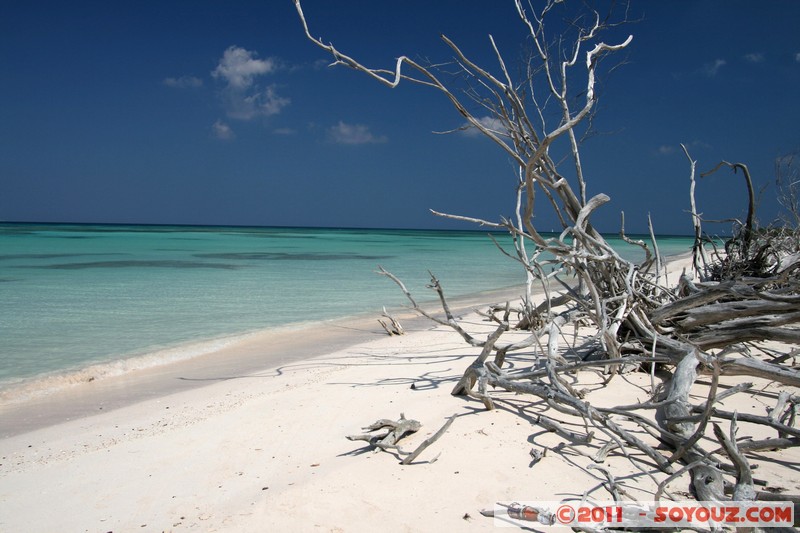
[4,0,799,530]
[1,256,798,532]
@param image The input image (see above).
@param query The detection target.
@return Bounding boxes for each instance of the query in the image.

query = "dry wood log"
[716,357,800,388]
[377,306,405,336]
[451,320,508,399]
[346,414,421,455]
[713,416,756,502]
[672,300,800,331]
[737,437,800,453]
[669,359,720,464]
[400,414,456,465]
[681,406,800,439]
[533,414,593,444]
[650,281,746,326]
[691,323,800,350]
[656,351,727,502]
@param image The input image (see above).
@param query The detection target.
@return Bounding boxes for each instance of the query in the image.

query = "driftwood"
[377,306,405,336]
[346,413,421,455]
[400,414,456,465]
[347,413,456,465]
[295,0,800,523]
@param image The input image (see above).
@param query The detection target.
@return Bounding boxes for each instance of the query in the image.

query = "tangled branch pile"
[295,0,800,525]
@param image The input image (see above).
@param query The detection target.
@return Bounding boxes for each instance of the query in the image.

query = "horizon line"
[0,219,701,238]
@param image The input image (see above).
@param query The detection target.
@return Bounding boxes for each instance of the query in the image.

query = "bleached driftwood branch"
[295,0,800,519]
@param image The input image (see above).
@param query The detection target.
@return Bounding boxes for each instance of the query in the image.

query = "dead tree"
[295,0,800,516]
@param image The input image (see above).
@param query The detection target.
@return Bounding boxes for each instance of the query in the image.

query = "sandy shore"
[1,255,798,532]
[0,285,524,438]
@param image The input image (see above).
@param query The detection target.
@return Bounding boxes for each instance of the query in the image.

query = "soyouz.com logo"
[492,500,794,528]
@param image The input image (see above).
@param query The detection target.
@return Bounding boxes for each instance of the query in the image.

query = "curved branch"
[701,160,756,248]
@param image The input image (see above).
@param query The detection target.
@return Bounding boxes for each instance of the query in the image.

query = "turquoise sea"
[0,223,693,393]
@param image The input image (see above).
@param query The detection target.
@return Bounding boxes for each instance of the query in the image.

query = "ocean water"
[0,223,692,392]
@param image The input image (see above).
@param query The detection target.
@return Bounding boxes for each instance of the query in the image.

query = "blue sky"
[1,1,799,234]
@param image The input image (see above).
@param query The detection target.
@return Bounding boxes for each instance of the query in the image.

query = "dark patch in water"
[32,260,242,270]
[0,229,36,236]
[224,233,322,240]
[0,253,126,261]
[194,252,393,261]
[0,278,20,282]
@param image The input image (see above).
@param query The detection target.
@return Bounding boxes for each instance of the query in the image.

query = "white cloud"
[461,116,507,137]
[657,145,675,155]
[656,140,710,156]
[327,121,387,145]
[212,120,235,140]
[743,52,764,63]
[222,84,290,120]
[702,58,727,77]
[212,46,289,121]
[795,52,800,62]
[689,139,712,150]
[212,46,276,89]
[273,127,296,135]
[163,76,203,88]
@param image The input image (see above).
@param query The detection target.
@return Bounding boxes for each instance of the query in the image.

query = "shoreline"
[0,283,528,438]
